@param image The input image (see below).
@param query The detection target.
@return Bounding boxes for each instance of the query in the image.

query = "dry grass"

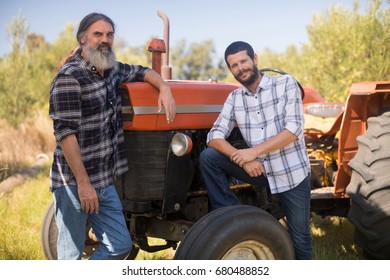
[0,111,55,181]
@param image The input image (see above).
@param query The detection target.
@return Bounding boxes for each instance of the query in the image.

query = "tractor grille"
[119,131,169,201]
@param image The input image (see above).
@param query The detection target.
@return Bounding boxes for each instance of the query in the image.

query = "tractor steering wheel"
[259,68,305,100]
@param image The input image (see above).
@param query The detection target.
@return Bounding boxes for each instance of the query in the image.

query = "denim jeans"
[200,147,312,260]
[53,184,132,260]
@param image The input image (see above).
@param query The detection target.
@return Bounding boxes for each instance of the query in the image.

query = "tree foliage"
[0,0,388,127]
[171,39,226,81]
[259,0,389,102]
[0,14,33,126]
[115,39,152,66]
[0,20,78,126]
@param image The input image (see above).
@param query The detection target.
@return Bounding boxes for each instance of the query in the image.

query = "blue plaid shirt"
[49,51,150,191]
[207,73,310,194]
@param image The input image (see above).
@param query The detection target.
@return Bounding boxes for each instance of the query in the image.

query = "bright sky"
[0,0,376,59]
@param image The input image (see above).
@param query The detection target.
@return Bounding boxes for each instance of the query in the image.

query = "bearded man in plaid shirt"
[49,13,175,260]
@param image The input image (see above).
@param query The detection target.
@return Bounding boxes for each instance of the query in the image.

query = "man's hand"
[60,134,99,214]
[158,84,176,123]
[230,148,258,167]
[243,160,264,177]
[143,70,176,124]
[78,183,99,214]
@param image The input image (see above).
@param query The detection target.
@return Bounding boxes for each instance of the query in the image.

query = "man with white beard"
[49,13,176,260]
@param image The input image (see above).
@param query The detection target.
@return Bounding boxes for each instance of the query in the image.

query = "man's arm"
[208,138,265,178]
[60,134,99,214]
[143,70,176,123]
[208,138,237,158]
[230,129,297,167]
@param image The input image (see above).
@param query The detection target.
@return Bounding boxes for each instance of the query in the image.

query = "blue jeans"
[53,185,132,260]
[200,147,312,260]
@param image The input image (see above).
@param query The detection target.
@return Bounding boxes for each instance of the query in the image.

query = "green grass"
[0,167,364,260]
[311,214,363,259]
[0,164,52,260]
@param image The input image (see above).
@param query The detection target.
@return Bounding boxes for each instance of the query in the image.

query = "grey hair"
[76,13,115,46]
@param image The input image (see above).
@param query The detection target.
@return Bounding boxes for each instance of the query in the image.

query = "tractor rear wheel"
[174,205,295,260]
[346,111,390,259]
[40,200,139,260]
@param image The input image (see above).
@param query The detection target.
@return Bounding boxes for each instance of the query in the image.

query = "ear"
[253,53,258,65]
[79,33,87,45]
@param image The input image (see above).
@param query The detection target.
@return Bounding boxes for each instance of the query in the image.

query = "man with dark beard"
[49,13,176,260]
[199,41,312,259]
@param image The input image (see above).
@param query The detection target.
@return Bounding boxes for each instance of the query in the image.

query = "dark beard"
[234,64,260,88]
[85,42,116,70]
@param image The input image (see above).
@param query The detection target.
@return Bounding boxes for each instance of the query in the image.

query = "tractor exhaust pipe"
[157,10,172,80]
[147,11,172,79]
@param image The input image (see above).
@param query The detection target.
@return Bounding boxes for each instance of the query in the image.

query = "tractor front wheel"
[174,205,295,260]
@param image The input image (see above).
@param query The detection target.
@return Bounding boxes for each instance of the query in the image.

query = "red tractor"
[41,11,390,260]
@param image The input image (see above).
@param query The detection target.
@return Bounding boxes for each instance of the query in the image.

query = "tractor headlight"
[171,133,193,156]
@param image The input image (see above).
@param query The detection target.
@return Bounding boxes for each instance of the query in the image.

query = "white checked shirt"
[207,73,310,194]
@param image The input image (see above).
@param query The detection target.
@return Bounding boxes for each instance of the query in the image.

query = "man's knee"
[112,238,132,259]
[200,147,218,165]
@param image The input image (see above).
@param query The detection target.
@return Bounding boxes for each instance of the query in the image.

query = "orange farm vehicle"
[41,12,390,260]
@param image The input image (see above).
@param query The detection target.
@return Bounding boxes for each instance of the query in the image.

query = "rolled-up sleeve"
[207,93,236,144]
[49,74,81,142]
[284,77,305,140]
[119,63,151,82]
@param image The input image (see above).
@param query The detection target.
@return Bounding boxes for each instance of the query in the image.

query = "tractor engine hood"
[120,80,239,131]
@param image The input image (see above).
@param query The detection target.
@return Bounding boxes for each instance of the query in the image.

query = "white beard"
[85,43,116,70]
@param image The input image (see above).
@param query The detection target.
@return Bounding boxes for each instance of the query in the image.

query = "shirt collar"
[259,72,270,89]
[74,51,95,72]
[241,72,269,95]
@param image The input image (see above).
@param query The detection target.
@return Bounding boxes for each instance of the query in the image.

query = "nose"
[237,63,245,72]
[101,34,109,43]
[100,33,113,44]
